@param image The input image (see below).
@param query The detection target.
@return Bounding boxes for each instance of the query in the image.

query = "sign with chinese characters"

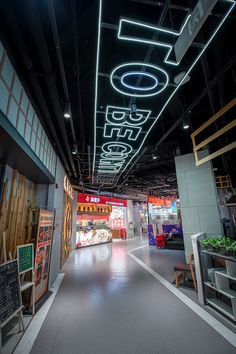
[17,243,34,274]
[64,175,74,200]
[147,196,172,206]
[78,193,127,207]
[0,260,21,325]
[34,209,54,303]
[174,0,217,62]
[92,0,235,183]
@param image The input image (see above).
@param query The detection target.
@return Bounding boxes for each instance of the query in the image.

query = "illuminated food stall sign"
[93,0,235,183]
[148,196,172,206]
[78,193,127,207]
[64,175,74,200]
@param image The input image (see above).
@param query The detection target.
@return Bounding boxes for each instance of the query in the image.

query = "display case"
[201,250,236,322]
[77,193,127,244]
[76,214,112,248]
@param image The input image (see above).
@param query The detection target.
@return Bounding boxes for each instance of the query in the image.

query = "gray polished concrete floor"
[30,237,236,354]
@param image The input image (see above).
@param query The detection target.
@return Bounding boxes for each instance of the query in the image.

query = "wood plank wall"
[0,169,37,263]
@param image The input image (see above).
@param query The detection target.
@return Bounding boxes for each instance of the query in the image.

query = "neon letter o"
[110,62,169,97]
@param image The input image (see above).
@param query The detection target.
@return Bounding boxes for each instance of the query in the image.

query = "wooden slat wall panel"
[0,169,36,263]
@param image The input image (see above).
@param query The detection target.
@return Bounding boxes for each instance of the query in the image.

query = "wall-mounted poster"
[34,209,54,303]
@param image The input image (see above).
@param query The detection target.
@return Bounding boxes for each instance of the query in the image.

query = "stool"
[156,235,167,248]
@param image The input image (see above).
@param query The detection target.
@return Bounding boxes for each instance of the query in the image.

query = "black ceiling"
[0,0,235,198]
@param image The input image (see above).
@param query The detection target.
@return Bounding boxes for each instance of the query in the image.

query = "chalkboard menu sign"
[17,244,34,274]
[0,260,21,325]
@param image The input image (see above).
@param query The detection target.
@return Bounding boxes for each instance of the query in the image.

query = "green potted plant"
[229,241,236,257]
[201,238,213,251]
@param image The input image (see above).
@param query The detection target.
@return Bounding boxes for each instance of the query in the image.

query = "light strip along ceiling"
[92,0,235,184]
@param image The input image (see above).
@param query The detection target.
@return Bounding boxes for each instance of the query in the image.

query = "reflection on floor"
[27,236,236,354]
[133,246,198,301]
[2,316,32,354]
[133,244,236,332]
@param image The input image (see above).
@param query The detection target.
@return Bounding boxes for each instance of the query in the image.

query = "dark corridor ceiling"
[0,0,235,198]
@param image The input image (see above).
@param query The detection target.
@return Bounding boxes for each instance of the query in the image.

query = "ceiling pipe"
[116,146,148,187]
[22,0,78,178]
[154,54,236,149]
[116,1,171,183]
[0,1,72,176]
[128,0,171,104]
[88,145,91,181]
[47,0,84,182]
[73,0,85,153]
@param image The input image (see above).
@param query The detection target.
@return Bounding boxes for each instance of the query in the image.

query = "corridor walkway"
[25,238,236,353]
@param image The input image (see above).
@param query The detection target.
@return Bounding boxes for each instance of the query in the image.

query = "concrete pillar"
[175,151,222,260]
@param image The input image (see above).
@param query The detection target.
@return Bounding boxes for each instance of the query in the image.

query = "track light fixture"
[72,144,78,155]
[182,119,190,130]
[64,102,71,118]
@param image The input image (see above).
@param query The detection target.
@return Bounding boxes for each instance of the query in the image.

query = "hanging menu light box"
[92,0,235,184]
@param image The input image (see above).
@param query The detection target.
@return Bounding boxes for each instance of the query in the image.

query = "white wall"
[175,152,222,260]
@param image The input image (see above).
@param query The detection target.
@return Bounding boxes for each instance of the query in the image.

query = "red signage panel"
[147,196,172,206]
[78,193,127,207]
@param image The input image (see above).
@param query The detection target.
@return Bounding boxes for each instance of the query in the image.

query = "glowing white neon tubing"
[118,15,191,66]
[121,71,158,91]
[117,0,235,178]
[110,62,169,97]
[102,141,133,156]
[104,124,142,141]
[92,0,103,176]
[93,0,235,179]
[105,105,151,126]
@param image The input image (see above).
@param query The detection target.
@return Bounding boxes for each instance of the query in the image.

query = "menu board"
[17,244,33,274]
[109,206,126,229]
[34,209,54,303]
[76,228,112,248]
[0,260,21,325]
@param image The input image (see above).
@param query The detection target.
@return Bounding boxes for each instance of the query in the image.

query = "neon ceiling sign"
[93,0,235,183]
